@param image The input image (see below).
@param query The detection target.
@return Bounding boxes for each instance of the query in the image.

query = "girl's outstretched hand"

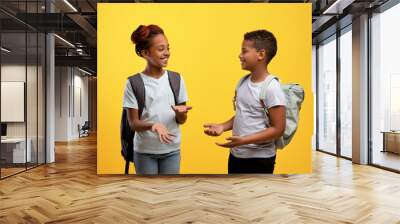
[171,105,192,114]
[151,123,175,144]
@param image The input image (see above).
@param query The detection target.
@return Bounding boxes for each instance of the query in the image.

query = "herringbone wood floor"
[1,134,400,224]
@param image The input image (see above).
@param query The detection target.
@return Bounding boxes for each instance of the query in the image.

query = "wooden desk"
[1,138,32,163]
[381,131,400,154]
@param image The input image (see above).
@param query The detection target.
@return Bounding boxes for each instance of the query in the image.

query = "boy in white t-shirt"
[204,29,286,174]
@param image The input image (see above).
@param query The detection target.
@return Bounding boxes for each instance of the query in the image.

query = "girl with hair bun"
[123,24,191,175]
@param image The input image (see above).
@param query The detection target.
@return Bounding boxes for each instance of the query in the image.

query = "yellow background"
[97,3,312,174]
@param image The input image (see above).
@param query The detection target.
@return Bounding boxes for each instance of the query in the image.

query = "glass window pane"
[371,3,400,171]
[340,28,352,158]
[27,31,38,169]
[318,36,337,154]
[1,1,46,179]
[26,0,39,170]
[1,30,28,177]
[38,32,45,165]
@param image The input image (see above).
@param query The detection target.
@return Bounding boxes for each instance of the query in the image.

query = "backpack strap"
[167,70,181,105]
[259,75,284,149]
[233,74,251,111]
[235,74,251,91]
[128,73,145,118]
[259,75,278,116]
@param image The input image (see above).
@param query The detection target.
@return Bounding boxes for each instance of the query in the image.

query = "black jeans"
[228,153,276,174]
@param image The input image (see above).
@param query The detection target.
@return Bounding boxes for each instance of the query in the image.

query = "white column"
[352,14,369,164]
[46,1,55,163]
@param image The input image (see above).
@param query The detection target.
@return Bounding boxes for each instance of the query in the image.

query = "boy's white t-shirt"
[123,70,188,154]
[231,75,286,158]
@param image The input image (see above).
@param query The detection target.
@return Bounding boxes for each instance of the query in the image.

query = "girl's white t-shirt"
[123,71,188,154]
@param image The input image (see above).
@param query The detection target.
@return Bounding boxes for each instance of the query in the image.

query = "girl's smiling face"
[142,34,170,68]
[239,39,266,70]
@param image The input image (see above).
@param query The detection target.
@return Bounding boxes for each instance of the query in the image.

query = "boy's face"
[142,34,170,68]
[239,39,266,70]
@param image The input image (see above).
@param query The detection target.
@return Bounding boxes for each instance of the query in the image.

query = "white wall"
[55,67,89,141]
[1,82,25,122]
[72,72,89,138]
[55,66,69,141]
[1,66,26,132]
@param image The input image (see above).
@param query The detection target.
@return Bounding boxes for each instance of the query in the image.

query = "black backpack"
[121,70,181,174]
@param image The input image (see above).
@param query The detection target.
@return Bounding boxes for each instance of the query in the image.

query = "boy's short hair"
[244,29,277,64]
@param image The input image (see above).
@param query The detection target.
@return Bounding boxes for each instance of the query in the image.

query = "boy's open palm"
[203,124,224,136]
[216,136,245,148]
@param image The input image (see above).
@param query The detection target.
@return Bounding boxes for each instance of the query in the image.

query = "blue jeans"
[133,150,180,175]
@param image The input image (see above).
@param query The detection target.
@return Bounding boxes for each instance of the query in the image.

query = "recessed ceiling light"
[77,67,93,76]
[54,34,75,48]
[1,47,11,53]
[323,0,355,15]
[63,0,78,12]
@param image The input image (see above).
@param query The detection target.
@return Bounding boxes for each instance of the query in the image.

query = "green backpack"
[234,74,305,149]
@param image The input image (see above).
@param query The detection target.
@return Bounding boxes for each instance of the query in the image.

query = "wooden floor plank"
[0,134,400,223]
